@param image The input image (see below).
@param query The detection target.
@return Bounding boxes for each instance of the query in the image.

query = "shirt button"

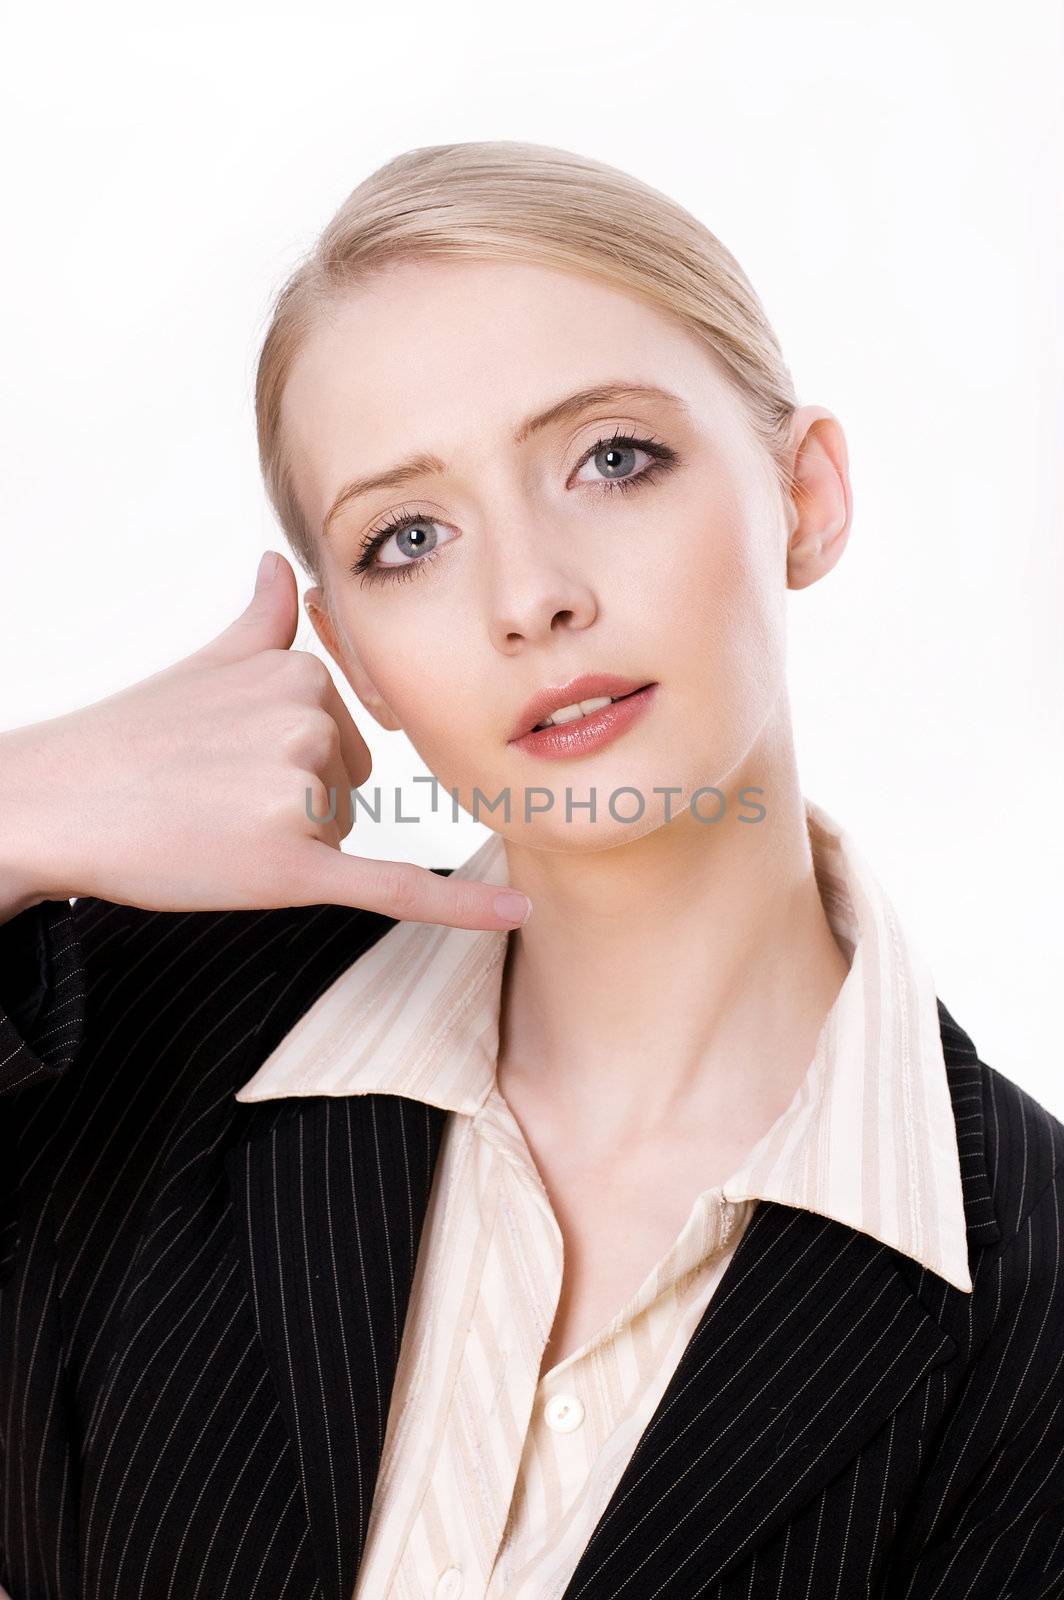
[544,1392,585,1432]
[435,1569,463,1599]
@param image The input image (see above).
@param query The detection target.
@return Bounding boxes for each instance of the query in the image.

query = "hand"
[0,552,531,931]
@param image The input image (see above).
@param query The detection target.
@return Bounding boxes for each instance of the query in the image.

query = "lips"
[508,674,656,742]
[531,685,643,730]
[510,682,660,761]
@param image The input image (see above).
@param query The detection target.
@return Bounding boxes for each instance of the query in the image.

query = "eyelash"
[348,430,680,588]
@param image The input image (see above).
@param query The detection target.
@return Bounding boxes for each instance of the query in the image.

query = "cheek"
[677,501,776,644]
[343,597,465,715]
[373,656,478,765]
[401,698,471,756]
[666,501,787,738]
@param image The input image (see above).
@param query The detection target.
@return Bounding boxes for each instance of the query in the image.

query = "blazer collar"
[235,796,972,1294]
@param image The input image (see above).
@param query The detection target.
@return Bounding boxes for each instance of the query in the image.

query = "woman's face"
[281,256,846,849]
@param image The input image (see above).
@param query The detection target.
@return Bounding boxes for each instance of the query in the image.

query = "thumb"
[196,549,300,665]
[298,842,535,932]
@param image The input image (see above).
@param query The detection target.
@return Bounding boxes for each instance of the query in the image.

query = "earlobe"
[360,697,404,734]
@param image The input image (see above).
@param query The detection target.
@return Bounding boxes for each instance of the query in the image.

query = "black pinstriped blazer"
[1,886,1063,1600]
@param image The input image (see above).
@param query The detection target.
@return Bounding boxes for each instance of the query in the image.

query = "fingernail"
[255,551,280,592]
[494,891,532,927]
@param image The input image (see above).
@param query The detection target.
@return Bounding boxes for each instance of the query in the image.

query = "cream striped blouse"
[235,796,973,1600]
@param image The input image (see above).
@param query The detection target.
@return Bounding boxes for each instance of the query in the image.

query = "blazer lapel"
[225,1088,448,1600]
[220,898,452,1600]
[558,1199,956,1597]
[559,1002,999,1598]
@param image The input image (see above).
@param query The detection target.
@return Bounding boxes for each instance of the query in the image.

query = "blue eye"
[351,513,455,584]
[349,430,679,588]
[574,434,659,487]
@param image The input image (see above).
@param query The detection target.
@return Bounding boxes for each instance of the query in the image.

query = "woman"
[1,140,1061,1600]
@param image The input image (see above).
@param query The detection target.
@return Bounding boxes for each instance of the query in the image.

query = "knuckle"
[288,650,331,700]
[275,705,334,765]
[254,646,295,678]
[375,861,418,914]
[301,707,341,768]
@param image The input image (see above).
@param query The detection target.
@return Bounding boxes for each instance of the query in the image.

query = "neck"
[495,710,850,1156]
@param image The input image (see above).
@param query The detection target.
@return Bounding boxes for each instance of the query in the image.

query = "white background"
[2,2,1061,1114]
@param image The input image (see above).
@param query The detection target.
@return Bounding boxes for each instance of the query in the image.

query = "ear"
[302,586,405,733]
[783,406,853,592]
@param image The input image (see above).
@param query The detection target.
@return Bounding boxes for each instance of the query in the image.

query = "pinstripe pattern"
[0,830,1062,1596]
[231,797,975,1597]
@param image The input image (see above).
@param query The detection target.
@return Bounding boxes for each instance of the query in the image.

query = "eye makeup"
[346,428,680,588]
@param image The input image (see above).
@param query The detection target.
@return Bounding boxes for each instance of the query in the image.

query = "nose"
[485,522,599,651]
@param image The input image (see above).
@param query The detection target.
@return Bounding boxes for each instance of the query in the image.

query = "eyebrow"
[321,381,690,536]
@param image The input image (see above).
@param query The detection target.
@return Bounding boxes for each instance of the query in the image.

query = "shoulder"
[51,861,455,1000]
[937,996,1064,1398]
[980,1059,1064,1244]
[60,872,457,1051]
[3,891,397,1090]
[939,995,1064,1252]
[64,873,454,966]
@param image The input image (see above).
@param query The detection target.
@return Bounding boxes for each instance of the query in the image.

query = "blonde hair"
[254,139,800,586]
